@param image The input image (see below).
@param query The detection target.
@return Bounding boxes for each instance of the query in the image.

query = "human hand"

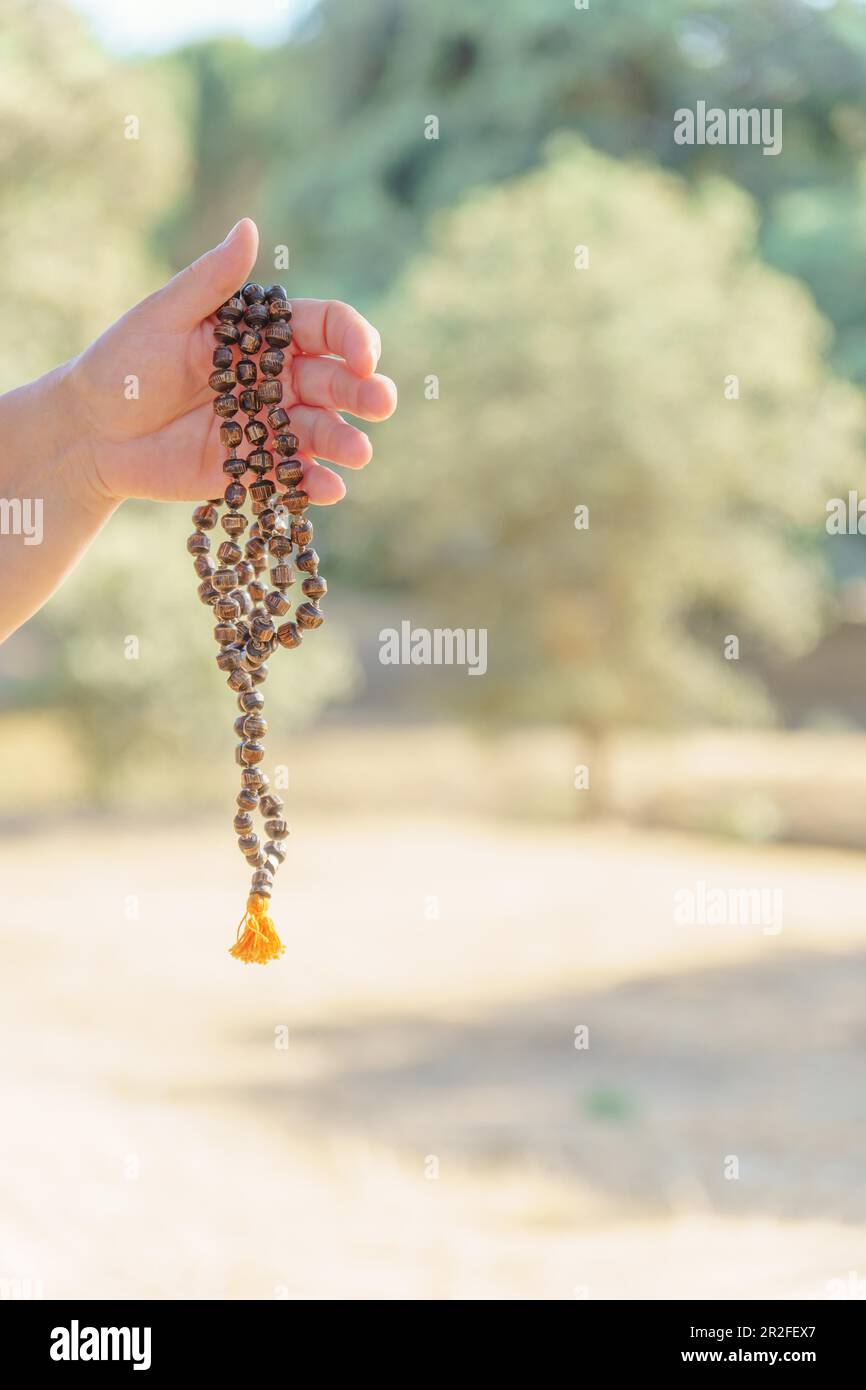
[65,218,397,509]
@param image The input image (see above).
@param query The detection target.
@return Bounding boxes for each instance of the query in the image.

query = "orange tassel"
[229,894,285,964]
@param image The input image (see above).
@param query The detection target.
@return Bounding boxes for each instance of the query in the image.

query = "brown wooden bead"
[296,601,324,629]
[213,322,239,346]
[236,358,257,387]
[224,481,247,509]
[251,663,269,685]
[267,297,292,322]
[242,282,266,304]
[248,581,267,605]
[212,344,234,369]
[223,456,247,479]
[258,379,282,406]
[275,435,300,461]
[250,478,276,503]
[220,421,243,449]
[292,519,314,549]
[275,460,304,486]
[259,792,283,815]
[244,419,268,447]
[197,580,219,605]
[242,643,270,671]
[255,771,270,794]
[241,765,265,790]
[260,349,284,377]
[247,449,272,475]
[234,811,253,834]
[238,832,260,855]
[240,740,265,766]
[269,414,292,438]
[217,296,244,323]
[250,612,275,640]
[235,621,250,645]
[245,536,267,562]
[271,563,295,589]
[233,714,248,738]
[244,303,269,330]
[187,531,210,554]
[264,589,290,617]
[193,554,214,579]
[231,588,253,615]
[295,548,319,574]
[227,667,253,692]
[215,597,240,621]
[302,575,327,601]
[247,850,268,869]
[209,367,236,393]
[238,328,261,356]
[237,787,258,811]
[250,872,273,896]
[193,503,219,531]
[243,714,268,739]
[217,540,242,565]
[265,283,288,302]
[236,560,255,586]
[276,621,302,649]
[217,647,244,672]
[214,393,239,418]
[239,387,260,415]
[269,536,293,559]
[264,320,293,349]
[215,622,238,645]
[264,840,287,864]
[222,512,247,536]
[213,567,238,592]
[265,817,288,838]
[238,690,265,714]
[280,490,308,516]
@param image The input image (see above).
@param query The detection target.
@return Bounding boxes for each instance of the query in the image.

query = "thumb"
[155,218,260,330]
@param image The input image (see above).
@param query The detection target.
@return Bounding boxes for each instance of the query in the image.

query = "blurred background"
[2,0,866,1299]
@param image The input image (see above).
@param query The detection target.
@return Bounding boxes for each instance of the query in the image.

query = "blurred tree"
[236,0,866,363]
[338,139,865,779]
[0,0,189,387]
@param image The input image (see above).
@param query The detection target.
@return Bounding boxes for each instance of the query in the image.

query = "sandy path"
[1,815,865,1299]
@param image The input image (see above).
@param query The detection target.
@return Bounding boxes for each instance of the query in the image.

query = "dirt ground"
[1,813,866,1300]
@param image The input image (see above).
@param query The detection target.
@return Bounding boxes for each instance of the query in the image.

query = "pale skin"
[0,218,396,643]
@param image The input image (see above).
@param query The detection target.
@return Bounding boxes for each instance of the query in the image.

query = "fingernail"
[370,331,382,368]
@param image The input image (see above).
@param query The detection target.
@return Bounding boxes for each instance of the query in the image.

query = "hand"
[66,218,397,508]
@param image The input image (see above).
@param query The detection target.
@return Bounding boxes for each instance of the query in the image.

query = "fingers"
[290,299,382,377]
[152,219,260,332]
[295,454,347,505]
[290,357,397,420]
[289,407,372,469]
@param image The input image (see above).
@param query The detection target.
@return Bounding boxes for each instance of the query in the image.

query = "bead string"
[187,282,327,962]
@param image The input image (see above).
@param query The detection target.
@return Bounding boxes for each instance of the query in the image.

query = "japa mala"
[188,282,326,964]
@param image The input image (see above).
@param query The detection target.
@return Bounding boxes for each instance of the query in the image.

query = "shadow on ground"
[196,948,866,1223]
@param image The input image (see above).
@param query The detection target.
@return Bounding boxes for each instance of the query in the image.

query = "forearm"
[0,363,118,643]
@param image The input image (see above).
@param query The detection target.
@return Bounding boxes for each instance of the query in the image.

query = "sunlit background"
[2,0,866,1299]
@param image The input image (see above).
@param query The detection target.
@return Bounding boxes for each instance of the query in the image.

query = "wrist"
[41,359,120,523]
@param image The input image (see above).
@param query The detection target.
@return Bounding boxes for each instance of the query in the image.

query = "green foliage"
[0,0,189,388]
[344,140,865,732]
